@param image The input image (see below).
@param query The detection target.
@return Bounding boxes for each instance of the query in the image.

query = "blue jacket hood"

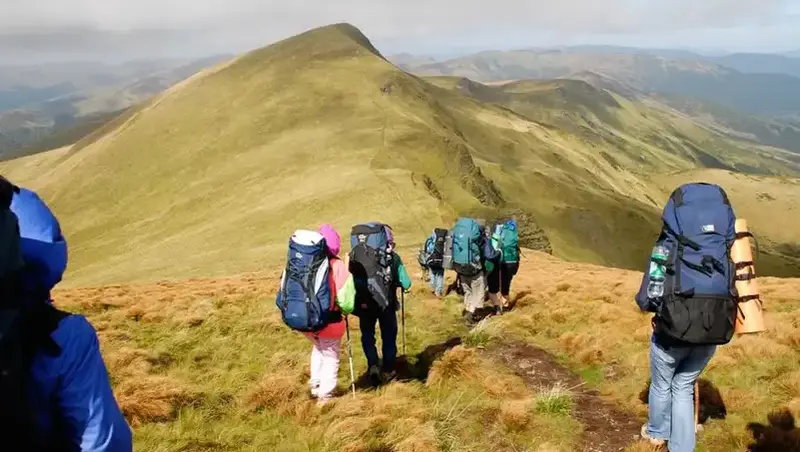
[10,188,67,292]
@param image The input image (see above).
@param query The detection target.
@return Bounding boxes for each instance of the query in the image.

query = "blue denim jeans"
[429,268,444,296]
[647,336,716,452]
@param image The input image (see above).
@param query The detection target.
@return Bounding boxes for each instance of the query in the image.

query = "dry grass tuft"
[246,372,305,414]
[499,399,532,432]
[115,376,195,426]
[624,442,665,452]
[426,346,478,386]
[394,422,438,452]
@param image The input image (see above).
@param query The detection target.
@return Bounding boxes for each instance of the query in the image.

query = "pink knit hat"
[318,224,341,257]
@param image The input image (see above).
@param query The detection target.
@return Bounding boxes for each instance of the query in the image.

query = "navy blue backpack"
[636,183,738,345]
[276,230,336,332]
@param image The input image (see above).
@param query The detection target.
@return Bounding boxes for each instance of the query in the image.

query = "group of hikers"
[0,170,742,452]
[276,217,521,400]
[417,218,521,325]
[278,183,746,452]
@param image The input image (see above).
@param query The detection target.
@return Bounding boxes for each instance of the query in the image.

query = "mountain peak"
[244,23,383,63]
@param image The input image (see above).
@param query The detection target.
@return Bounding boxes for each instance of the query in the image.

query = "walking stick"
[694,381,700,429]
[401,290,406,356]
[344,315,356,398]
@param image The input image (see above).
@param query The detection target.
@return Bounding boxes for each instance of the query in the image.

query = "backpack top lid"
[350,223,392,250]
[291,229,325,247]
[663,183,735,239]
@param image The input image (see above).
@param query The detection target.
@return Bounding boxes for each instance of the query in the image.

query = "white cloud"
[0,0,795,62]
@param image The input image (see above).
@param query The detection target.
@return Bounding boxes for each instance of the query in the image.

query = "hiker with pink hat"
[301,224,355,403]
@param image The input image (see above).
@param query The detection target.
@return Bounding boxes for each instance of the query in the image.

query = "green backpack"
[498,221,519,264]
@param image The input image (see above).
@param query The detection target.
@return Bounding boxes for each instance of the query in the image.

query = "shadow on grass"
[354,336,464,390]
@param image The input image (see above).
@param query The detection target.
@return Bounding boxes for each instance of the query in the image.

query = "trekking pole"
[401,290,407,356]
[344,315,356,398]
[694,381,700,428]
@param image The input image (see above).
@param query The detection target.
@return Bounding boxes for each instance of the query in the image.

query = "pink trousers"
[308,336,341,400]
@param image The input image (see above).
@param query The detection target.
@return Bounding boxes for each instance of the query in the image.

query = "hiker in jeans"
[643,332,716,451]
[637,183,735,452]
[357,237,411,385]
[426,233,444,298]
[302,225,354,404]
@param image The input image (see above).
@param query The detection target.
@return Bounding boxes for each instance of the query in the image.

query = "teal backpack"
[498,220,519,264]
[452,218,482,276]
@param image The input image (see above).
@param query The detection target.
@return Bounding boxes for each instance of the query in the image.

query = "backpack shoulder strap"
[670,186,685,207]
[29,303,71,357]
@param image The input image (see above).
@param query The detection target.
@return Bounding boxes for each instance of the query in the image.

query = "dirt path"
[489,343,643,452]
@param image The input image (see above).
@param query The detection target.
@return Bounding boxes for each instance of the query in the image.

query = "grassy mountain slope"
[427,76,800,176]
[653,95,800,154]
[51,251,800,451]
[0,56,229,159]
[2,24,799,286]
[395,50,800,116]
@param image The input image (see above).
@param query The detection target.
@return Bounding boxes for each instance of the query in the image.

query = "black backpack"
[426,228,448,269]
[349,223,394,311]
[0,290,70,450]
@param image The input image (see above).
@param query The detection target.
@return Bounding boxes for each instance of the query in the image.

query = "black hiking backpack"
[426,228,448,269]
[0,301,70,449]
[349,223,394,311]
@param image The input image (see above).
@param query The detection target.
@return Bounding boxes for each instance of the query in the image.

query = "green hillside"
[2,24,799,286]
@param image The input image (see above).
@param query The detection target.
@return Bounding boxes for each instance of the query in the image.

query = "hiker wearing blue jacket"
[1,178,132,452]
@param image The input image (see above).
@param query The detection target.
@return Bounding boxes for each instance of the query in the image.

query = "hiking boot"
[368,365,382,387]
[382,370,397,384]
[463,311,478,327]
[640,424,666,448]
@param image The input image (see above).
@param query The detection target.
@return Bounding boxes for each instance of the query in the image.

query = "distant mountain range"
[0,56,230,160]
[392,47,800,154]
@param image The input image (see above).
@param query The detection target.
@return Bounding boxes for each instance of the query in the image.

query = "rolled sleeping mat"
[732,219,765,334]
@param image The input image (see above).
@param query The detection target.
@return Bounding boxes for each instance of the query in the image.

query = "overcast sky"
[1,0,799,64]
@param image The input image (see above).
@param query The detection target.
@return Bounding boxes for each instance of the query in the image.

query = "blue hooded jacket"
[11,188,132,452]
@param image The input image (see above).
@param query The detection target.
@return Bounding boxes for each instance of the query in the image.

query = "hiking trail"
[488,342,642,452]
